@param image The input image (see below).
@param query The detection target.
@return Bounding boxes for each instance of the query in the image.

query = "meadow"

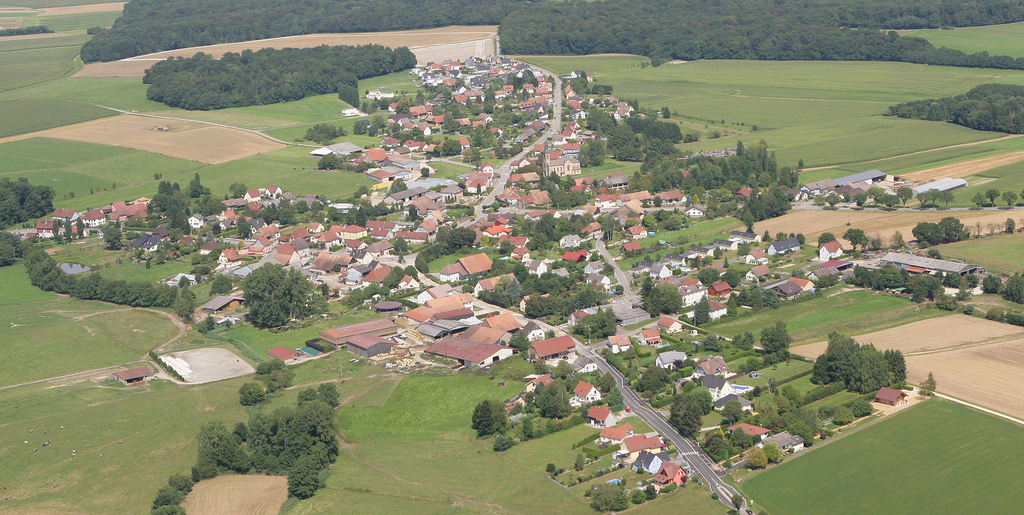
[0,33,89,92]
[709,289,945,344]
[742,400,1024,515]
[0,99,114,138]
[939,233,1024,274]
[222,309,384,358]
[910,22,1024,57]
[22,10,121,32]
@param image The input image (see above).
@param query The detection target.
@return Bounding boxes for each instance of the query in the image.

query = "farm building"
[614,307,651,326]
[110,366,154,385]
[346,334,394,358]
[833,169,889,186]
[309,141,363,157]
[911,177,967,195]
[423,337,513,367]
[529,335,578,360]
[267,347,297,361]
[875,387,909,406]
[374,301,404,313]
[201,295,244,312]
[879,252,984,275]
[319,318,399,345]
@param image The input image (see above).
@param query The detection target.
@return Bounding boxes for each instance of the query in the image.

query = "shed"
[267,347,296,360]
[111,366,154,385]
[319,318,399,345]
[346,334,394,358]
[374,301,404,313]
[874,387,908,406]
[201,295,244,312]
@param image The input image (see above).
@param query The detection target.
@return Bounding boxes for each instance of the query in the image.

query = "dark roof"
[201,295,243,311]
[346,334,394,351]
[111,366,153,381]
[701,375,728,390]
[424,337,510,363]
[875,387,907,403]
[771,237,801,252]
[714,394,752,408]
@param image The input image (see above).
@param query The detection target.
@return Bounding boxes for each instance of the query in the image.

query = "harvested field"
[20,115,283,164]
[36,2,126,15]
[742,208,1024,248]
[906,336,1024,420]
[901,150,1024,181]
[794,314,1024,358]
[76,26,497,77]
[173,347,254,384]
[182,475,288,515]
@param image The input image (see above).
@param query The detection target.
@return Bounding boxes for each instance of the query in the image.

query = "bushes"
[802,381,846,405]
[24,250,179,308]
[572,430,603,449]
[150,474,194,514]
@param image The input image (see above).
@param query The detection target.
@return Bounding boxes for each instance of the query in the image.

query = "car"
[625,407,631,412]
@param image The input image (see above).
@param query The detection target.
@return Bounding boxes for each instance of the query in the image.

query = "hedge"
[651,393,680,409]
[150,351,185,381]
[572,430,603,449]
[724,350,757,363]
[583,445,619,460]
[777,368,813,386]
[802,381,845,405]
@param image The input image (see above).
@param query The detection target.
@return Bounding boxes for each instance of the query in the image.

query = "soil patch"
[172,347,254,384]
[901,151,1024,182]
[906,336,1024,420]
[794,314,1024,358]
[182,475,288,515]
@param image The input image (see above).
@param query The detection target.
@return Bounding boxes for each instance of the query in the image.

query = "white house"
[758,431,805,452]
[768,237,801,256]
[342,107,360,116]
[573,356,599,374]
[680,285,708,307]
[559,234,582,248]
[655,350,689,369]
[745,249,768,265]
[685,206,706,218]
[692,356,729,378]
[655,316,683,334]
[188,214,205,230]
[522,321,546,342]
[649,263,673,279]
[818,241,844,260]
[571,381,601,407]
[701,375,738,402]
[745,265,772,282]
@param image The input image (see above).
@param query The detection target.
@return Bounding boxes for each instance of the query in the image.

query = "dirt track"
[182,475,288,515]
[76,26,497,77]
[794,315,1024,358]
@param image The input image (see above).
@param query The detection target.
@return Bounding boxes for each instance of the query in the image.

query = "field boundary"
[933,392,1024,426]
[801,133,1023,172]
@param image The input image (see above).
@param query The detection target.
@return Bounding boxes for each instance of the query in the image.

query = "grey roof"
[325,142,363,155]
[201,295,243,311]
[773,282,804,296]
[911,178,968,195]
[657,351,689,364]
[634,450,661,470]
[552,268,570,277]
[701,375,728,390]
[572,357,594,371]
[60,263,91,274]
[763,430,803,447]
[714,394,752,408]
[614,307,651,322]
[879,252,982,274]
[770,237,801,252]
[730,231,757,239]
[833,169,886,186]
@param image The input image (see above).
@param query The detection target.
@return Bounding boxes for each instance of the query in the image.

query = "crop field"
[742,400,1024,515]
[182,475,288,515]
[0,33,89,92]
[906,336,1024,420]
[0,375,249,515]
[793,314,1023,358]
[910,21,1024,57]
[22,10,120,32]
[708,289,942,344]
[939,233,1024,274]
[0,99,114,138]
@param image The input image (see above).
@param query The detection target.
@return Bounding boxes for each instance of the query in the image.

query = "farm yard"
[793,315,1024,358]
[742,400,1024,515]
[182,475,289,515]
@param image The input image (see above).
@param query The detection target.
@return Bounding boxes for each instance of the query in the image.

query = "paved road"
[577,344,747,511]
[595,239,632,296]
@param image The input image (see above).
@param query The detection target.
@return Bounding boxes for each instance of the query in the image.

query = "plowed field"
[182,475,288,515]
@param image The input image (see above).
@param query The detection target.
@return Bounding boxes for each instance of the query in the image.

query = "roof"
[346,334,394,351]
[641,328,661,340]
[624,434,664,453]
[771,237,801,252]
[879,252,981,274]
[697,357,728,375]
[714,394,752,408]
[201,295,243,311]
[424,337,510,363]
[701,375,728,390]
[574,381,596,397]
[461,325,506,345]
[483,312,522,333]
[749,264,772,277]
[111,366,153,381]
[600,423,634,440]
[656,316,680,328]
[833,169,886,185]
[267,347,294,359]
[424,293,472,312]
[530,335,577,358]
[587,405,612,421]
[875,387,907,403]
[729,423,770,436]
[458,253,494,275]
[764,431,803,447]
[656,351,688,364]
[320,318,398,340]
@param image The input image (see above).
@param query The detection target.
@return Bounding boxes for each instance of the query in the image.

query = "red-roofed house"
[529,335,577,360]
[562,250,588,262]
[267,347,296,360]
[621,242,642,255]
[599,423,634,445]
[525,374,554,392]
[655,462,687,487]
[640,328,662,345]
[727,423,771,441]
[708,281,733,297]
[621,435,665,463]
[572,381,601,406]
[818,240,845,260]
[626,225,648,240]
[587,406,617,427]
[656,316,683,334]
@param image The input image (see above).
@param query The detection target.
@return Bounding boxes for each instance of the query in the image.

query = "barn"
[424,337,514,367]
[267,347,296,361]
[318,318,399,346]
[346,334,394,358]
[201,295,244,313]
[874,387,908,406]
[110,366,155,385]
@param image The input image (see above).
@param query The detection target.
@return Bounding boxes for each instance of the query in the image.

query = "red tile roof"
[530,335,577,359]
[587,406,612,421]
[624,434,664,453]
[267,347,295,360]
[600,423,633,440]
[728,423,770,436]
[574,381,596,397]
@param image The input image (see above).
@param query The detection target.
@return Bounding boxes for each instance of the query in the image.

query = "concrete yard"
[176,348,255,384]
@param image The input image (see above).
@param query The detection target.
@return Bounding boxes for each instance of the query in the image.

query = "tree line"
[81,0,522,62]
[23,249,182,308]
[143,45,416,110]
[887,84,1024,133]
[0,26,53,37]
[498,0,1024,70]
[0,177,56,229]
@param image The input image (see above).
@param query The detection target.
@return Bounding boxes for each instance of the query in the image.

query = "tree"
[243,266,326,328]
[693,297,711,325]
[983,274,1002,294]
[746,446,768,469]
[631,489,647,505]
[832,406,854,425]
[763,442,784,463]
[986,188,1001,205]
[818,232,836,244]
[472,399,507,436]
[590,483,629,511]
[973,192,987,208]
[317,154,341,170]
[151,485,185,510]
[722,400,745,424]
[843,228,866,251]
[897,187,914,206]
[287,455,322,499]
[1002,273,1024,304]
[209,274,233,295]
[1007,218,1016,234]
[884,349,907,382]
[921,371,937,392]
[174,287,195,319]
[152,506,186,515]
[912,222,943,246]
[574,453,586,471]
[238,382,265,406]
[760,321,792,357]
[1004,191,1018,207]
[104,227,123,250]
[669,399,702,436]
[521,416,535,439]
[493,434,513,451]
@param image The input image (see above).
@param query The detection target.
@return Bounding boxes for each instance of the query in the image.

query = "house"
[708,281,733,297]
[634,450,671,474]
[746,264,772,282]
[729,230,762,243]
[346,334,394,358]
[768,237,801,255]
[701,375,738,402]
[573,356,599,373]
[599,423,634,446]
[614,307,651,327]
[81,209,107,227]
[559,234,582,249]
[561,250,588,262]
[626,225,648,240]
[680,285,708,307]
[110,366,155,386]
[728,423,770,441]
[587,406,617,427]
[692,356,729,378]
[875,387,908,406]
[606,334,631,354]
[398,275,420,290]
[621,242,642,255]
[655,351,689,370]
[639,328,662,345]
[529,335,577,360]
[685,206,706,218]
[525,374,554,392]
[621,434,666,464]
[244,188,262,202]
[267,347,297,361]
[818,240,845,260]
[745,249,768,265]
[218,249,242,266]
[511,247,531,261]
[758,431,804,452]
[583,261,605,275]
[649,263,673,279]
[654,462,687,488]
[416,283,455,305]
[714,394,753,412]
[482,312,523,334]
[439,253,493,282]
[571,381,601,407]
[708,301,728,320]
[522,321,546,342]
[188,214,205,230]
[528,259,548,276]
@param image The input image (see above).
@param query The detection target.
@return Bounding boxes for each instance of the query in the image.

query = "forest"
[143,45,417,110]
[0,178,56,229]
[886,84,1024,133]
[80,0,524,62]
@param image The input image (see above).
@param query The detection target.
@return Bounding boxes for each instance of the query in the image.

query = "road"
[595,238,632,296]
[577,343,747,511]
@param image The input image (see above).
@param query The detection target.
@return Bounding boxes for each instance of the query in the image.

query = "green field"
[223,309,383,358]
[743,400,1024,515]
[14,77,174,113]
[0,99,115,138]
[939,232,1024,274]
[710,289,945,344]
[732,360,812,389]
[911,22,1024,57]
[23,11,121,32]
[0,34,88,92]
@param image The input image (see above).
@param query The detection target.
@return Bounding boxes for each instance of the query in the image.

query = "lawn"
[506,423,596,472]
[710,289,946,344]
[428,250,501,273]
[0,100,115,138]
[14,77,174,113]
[223,309,384,358]
[742,400,1024,515]
[805,389,863,410]
[618,216,740,270]
[0,34,88,93]
[732,360,812,389]
[939,233,1024,274]
[337,375,513,441]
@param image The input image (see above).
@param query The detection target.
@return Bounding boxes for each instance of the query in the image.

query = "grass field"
[0,100,115,138]
[13,77,173,113]
[223,310,383,358]
[939,233,1024,274]
[0,34,88,92]
[732,360,812,389]
[742,400,1024,515]
[22,10,120,32]
[910,22,1024,57]
[709,289,944,344]
[618,216,740,270]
